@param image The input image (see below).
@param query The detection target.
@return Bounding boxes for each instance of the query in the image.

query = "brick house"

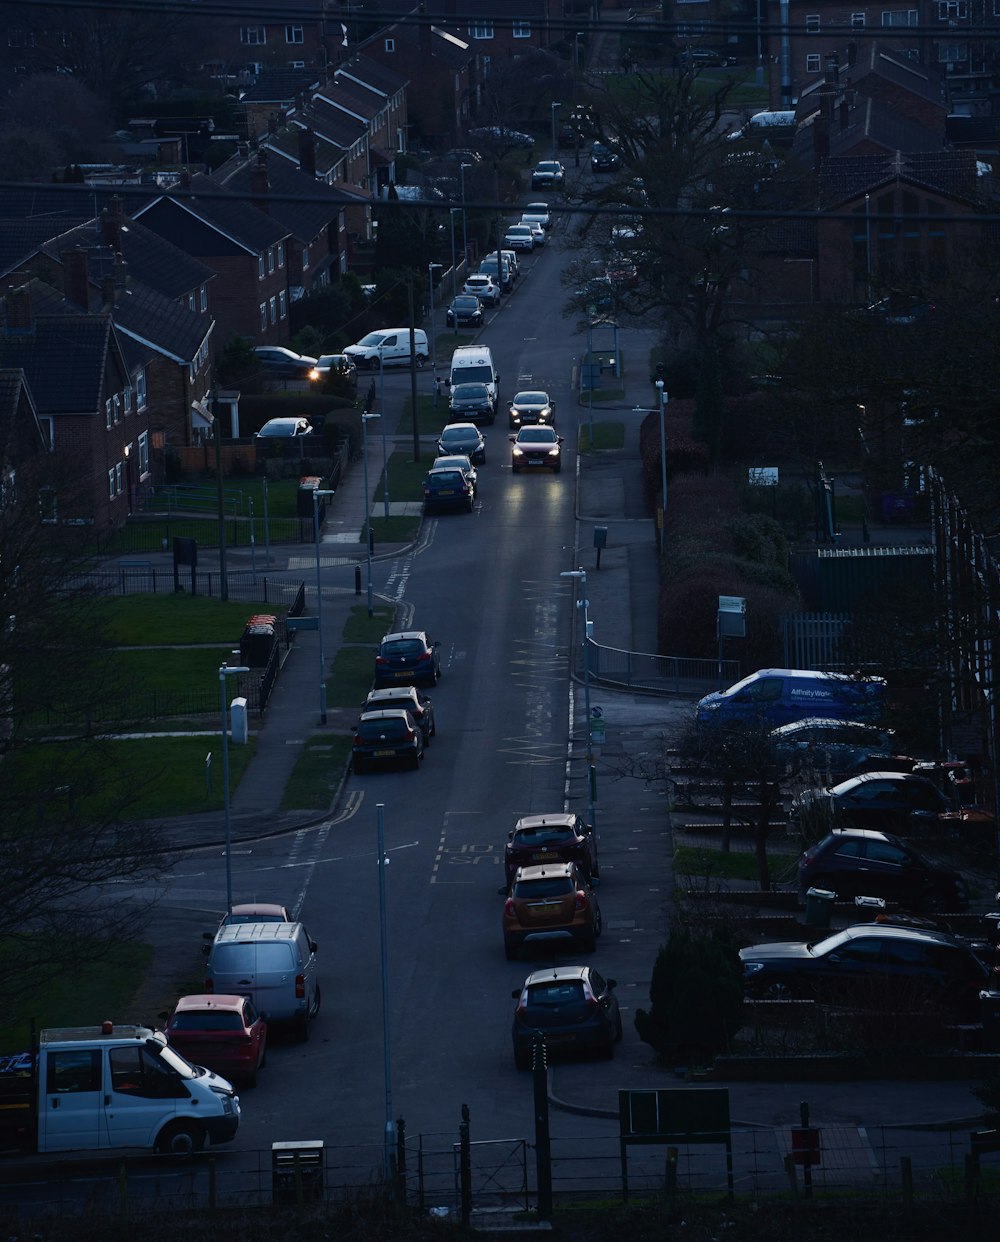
[132,175,293,350]
[0,367,47,512]
[0,282,152,533]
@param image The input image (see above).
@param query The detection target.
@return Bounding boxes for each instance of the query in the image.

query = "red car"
[164,994,267,1086]
[504,813,599,885]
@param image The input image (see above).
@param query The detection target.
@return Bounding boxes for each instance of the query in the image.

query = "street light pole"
[378,344,390,520]
[460,163,472,267]
[550,101,561,158]
[655,378,668,552]
[219,661,250,913]
[312,487,336,724]
[450,208,459,299]
[428,262,443,381]
[560,569,596,833]
[376,802,394,1179]
[361,412,380,616]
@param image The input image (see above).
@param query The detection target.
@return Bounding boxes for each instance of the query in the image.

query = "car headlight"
[512,447,525,457]
[547,447,560,456]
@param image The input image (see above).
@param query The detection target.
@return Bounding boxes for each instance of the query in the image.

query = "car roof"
[381,630,428,643]
[514,813,577,831]
[229,902,289,919]
[514,862,576,881]
[831,771,934,792]
[365,687,420,702]
[836,923,970,949]
[771,717,887,737]
[826,827,895,843]
[358,709,414,722]
[173,993,249,1014]
[441,422,480,433]
[523,966,589,986]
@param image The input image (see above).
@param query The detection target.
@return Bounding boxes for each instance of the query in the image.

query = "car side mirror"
[507,830,514,840]
[550,400,556,409]
[607,979,617,989]
[202,943,212,955]
[557,437,564,444]
[509,436,516,443]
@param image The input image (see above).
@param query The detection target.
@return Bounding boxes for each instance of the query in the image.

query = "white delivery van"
[204,921,321,1041]
[449,345,500,405]
[344,328,429,370]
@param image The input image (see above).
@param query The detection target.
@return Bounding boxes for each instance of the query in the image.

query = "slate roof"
[335,53,408,98]
[316,77,383,124]
[0,298,116,416]
[134,173,290,251]
[39,217,215,301]
[240,69,322,106]
[261,123,349,176]
[296,98,368,150]
[0,219,81,282]
[819,150,982,207]
[216,154,349,242]
[112,281,208,365]
[850,43,947,108]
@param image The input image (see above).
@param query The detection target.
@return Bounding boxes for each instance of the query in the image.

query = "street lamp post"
[449,208,460,298]
[550,101,561,158]
[375,802,394,1178]
[219,661,250,913]
[655,379,668,551]
[312,487,336,724]
[427,262,443,380]
[361,411,380,616]
[460,163,472,267]
[560,569,596,833]
[378,344,390,520]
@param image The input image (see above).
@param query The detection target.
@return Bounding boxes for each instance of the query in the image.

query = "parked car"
[510,425,563,473]
[255,417,313,438]
[520,218,546,246]
[449,382,495,425]
[438,422,486,465]
[500,248,520,279]
[362,686,436,746]
[203,921,320,1040]
[478,256,512,292]
[680,47,737,67]
[503,224,536,252]
[797,828,969,910]
[524,202,552,229]
[531,160,565,190]
[446,294,484,327]
[504,813,598,885]
[222,903,290,926]
[253,345,318,379]
[351,709,425,772]
[308,353,357,386]
[432,453,479,493]
[164,994,268,1086]
[422,466,476,514]
[468,126,535,149]
[590,142,621,173]
[373,630,441,688]
[508,390,554,430]
[500,862,602,960]
[739,923,990,1018]
[511,966,621,1069]
[771,717,898,776]
[790,771,954,834]
[463,273,501,305]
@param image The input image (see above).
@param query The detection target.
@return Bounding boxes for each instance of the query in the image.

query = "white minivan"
[204,921,321,1041]
[344,328,429,370]
[449,345,500,405]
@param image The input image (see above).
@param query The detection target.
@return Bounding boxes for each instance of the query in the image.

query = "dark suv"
[797,828,968,910]
[351,709,424,773]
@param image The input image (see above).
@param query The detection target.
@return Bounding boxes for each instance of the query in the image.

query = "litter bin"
[272,1139,324,1204]
[297,476,322,518]
[980,992,1000,1053]
[804,887,835,929]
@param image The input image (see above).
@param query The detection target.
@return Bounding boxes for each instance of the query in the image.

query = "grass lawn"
[1,942,154,1047]
[370,514,422,544]
[674,845,796,883]
[95,594,282,645]
[6,736,256,821]
[342,603,395,643]
[580,422,626,451]
[281,735,353,811]
[328,645,378,707]
[374,450,430,502]
[115,647,238,696]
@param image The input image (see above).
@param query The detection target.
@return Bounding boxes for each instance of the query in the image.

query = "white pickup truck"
[0,1022,240,1157]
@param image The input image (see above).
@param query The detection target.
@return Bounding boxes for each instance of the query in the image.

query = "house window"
[278,241,285,268]
[385,38,395,52]
[116,462,123,495]
[105,399,113,429]
[138,431,149,477]
[135,368,147,410]
[806,13,820,30]
[806,53,821,72]
[108,468,116,500]
[882,10,919,24]
[38,416,54,449]
[267,247,275,274]
[851,12,866,27]
[302,244,310,269]
[124,386,132,414]
[260,302,267,330]
[290,61,305,69]
[285,25,304,43]
[470,23,494,38]
[1,468,17,509]
[8,30,34,47]
[279,290,287,319]
[938,40,967,60]
[241,26,267,45]
[39,487,57,523]
[258,255,265,279]
[269,295,277,324]
[938,0,967,16]
[188,292,195,311]
[113,394,121,424]
[200,284,208,311]
[513,21,531,37]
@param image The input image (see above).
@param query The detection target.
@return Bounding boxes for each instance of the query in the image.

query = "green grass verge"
[115,646,238,695]
[342,603,395,643]
[374,450,430,501]
[580,422,625,451]
[2,942,154,1047]
[281,734,353,811]
[95,594,283,645]
[370,514,422,544]
[328,645,379,708]
[674,845,796,882]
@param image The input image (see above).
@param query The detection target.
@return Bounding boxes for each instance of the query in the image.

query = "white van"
[204,921,321,1040]
[344,328,429,370]
[449,345,500,404]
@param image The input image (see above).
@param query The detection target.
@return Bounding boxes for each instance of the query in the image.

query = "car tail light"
[574,890,588,911]
[515,994,528,1017]
[417,651,431,664]
[404,728,415,742]
[375,655,388,666]
[295,973,305,999]
[504,898,515,916]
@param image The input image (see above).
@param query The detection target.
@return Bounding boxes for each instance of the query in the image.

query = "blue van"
[696,669,885,728]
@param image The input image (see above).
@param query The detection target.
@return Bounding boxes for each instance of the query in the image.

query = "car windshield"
[513,876,574,898]
[356,332,388,347]
[257,421,304,437]
[524,981,586,1008]
[453,298,478,308]
[171,1012,244,1032]
[452,366,492,385]
[452,384,488,400]
[518,429,557,443]
[514,392,546,406]
[537,163,559,173]
[441,429,477,446]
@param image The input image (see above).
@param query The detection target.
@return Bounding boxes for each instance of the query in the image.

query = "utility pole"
[407,272,420,460]
[212,384,229,602]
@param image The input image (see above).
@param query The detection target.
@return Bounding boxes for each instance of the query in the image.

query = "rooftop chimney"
[4,285,32,334]
[61,248,91,310]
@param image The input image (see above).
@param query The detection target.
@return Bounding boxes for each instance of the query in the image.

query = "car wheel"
[514,1044,531,1071]
[259,1041,267,1070]
[411,748,422,770]
[416,354,427,369]
[157,1121,204,1158]
[368,357,380,371]
[504,937,519,961]
[615,1013,624,1042]
[311,984,322,1018]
